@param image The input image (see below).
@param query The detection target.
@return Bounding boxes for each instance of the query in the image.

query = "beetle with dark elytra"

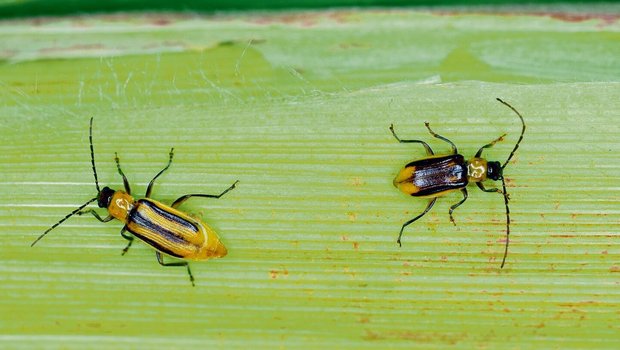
[31,118,238,286]
[390,98,526,268]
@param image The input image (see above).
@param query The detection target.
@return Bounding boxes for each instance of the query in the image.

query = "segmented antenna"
[495,98,526,268]
[31,197,98,246]
[500,177,510,268]
[33,118,102,247]
[496,98,526,169]
[90,117,100,193]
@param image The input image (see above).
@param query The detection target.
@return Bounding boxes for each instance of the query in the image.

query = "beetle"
[31,118,238,286]
[390,98,526,268]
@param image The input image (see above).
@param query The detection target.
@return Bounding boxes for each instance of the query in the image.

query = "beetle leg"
[77,209,113,222]
[389,124,434,156]
[145,148,174,198]
[120,227,134,256]
[475,133,507,158]
[114,152,131,195]
[171,180,239,208]
[397,198,437,247]
[476,182,503,194]
[448,188,468,226]
[424,122,458,155]
[156,251,195,287]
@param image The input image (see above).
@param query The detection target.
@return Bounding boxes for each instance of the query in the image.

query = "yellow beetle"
[32,118,237,286]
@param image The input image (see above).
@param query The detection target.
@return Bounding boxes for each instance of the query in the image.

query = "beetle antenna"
[31,197,98,247]
[500,177,510,268]
[496,98,526,170]
[89,117,101,193]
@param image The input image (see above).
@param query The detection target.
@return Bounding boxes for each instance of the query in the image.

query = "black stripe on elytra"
[415,181,466,197]
[405,154,463,168]
[127,208,192,259]
[138,199,198,232]
[126,224,184,258]
[130,208,194,243]
[408,154,468,197]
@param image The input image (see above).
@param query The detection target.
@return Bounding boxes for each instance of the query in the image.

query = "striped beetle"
[390,98,526,267]
[31,118,238,286]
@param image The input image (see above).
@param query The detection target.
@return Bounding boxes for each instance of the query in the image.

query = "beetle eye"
[487,161,502,181]
[98,187,115,208]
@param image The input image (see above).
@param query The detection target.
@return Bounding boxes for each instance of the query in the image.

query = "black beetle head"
[97,187,115,208]
[487,161,502,181]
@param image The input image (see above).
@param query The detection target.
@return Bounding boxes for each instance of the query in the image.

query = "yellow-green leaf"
[1,9,619,349]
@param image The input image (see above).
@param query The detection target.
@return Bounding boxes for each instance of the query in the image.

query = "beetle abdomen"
[126,198,227,260]
[126,199,205,258]
[394,155,468,197]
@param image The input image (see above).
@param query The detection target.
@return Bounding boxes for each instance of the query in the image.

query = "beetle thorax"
[466,158,488,182]
[107,191,136,222]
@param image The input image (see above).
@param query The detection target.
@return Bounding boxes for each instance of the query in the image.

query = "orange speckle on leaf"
[363,329,382,341]
[349,177,365,187]
[269,268,289,279]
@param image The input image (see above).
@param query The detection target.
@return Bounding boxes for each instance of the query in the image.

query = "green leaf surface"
[0,1,616,19]
[1,9,619,349]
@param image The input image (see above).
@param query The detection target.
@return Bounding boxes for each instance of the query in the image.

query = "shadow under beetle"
[31,118,238,286]
[390,98,526,268]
